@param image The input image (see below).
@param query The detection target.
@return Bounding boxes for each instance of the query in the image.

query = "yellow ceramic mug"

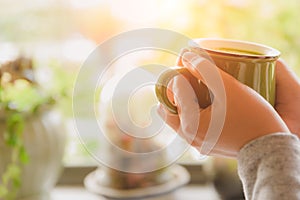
[155,38,280,114]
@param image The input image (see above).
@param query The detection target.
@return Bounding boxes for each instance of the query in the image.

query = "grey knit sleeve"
[237,133,300,200]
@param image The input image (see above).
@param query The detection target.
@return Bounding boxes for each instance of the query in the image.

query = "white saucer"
[84,165,190,199]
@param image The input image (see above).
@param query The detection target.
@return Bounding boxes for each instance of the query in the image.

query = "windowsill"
[58,164,213,185]
[55,163,221,199]
[52,184,220,200]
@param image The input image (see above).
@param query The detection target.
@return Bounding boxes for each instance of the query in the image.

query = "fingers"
[175,48,189,66]
[181,51,232,97]
[276,59,300,101]
[157,104,180,132]
[172,75,201,142]
[157,74,204,146]
[275,59,300,136]
[276,59,300,86]
[177,52,228,153]
[181,52,207,82]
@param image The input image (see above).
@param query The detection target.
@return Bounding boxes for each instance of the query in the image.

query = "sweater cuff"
[237,132,298,175]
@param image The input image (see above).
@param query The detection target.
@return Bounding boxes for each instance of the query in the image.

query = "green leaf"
[4,130,19,147]
[0,185,9,197]
[20,146,30,164]
[12,176,21,188]
[3,164,21,183]
[5,113,24,146]
[0,86,3,101]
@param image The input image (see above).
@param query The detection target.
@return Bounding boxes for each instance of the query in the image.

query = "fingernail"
[182,52,198,65]
[176,48,189,65]
[179,48,189,55]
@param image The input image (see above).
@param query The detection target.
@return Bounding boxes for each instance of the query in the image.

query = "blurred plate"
[84,165,190,199]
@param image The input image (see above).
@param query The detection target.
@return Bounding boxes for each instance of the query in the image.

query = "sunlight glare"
[109,0,185,24]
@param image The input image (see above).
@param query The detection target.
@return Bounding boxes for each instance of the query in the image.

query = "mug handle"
[155,67,211,114]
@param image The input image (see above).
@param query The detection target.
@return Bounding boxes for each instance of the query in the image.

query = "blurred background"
[1,0,300,167]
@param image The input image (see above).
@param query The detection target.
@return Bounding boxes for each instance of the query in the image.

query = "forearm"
[237,133,300,200]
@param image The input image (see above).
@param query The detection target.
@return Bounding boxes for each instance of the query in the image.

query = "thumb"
[276,59,300,103]
[172,75,200,138]
[276,59,300,86]
[181,52,229,154]
[181,51,232,108]
[181,52,229,95]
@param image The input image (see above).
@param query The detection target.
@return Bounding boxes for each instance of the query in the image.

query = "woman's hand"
[275,59,300,137]
[157,51,290,158]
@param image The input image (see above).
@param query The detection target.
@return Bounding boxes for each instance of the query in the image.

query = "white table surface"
[51,184,220,200]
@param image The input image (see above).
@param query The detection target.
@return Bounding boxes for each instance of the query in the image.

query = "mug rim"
[189,38,281,60]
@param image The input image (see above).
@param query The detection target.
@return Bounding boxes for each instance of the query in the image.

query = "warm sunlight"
[108,0,186,24]
[1,0,300,199]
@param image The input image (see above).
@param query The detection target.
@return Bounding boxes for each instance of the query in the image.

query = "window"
[1,0,300,185]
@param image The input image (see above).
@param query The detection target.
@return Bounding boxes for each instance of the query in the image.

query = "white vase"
[0,110,66,199]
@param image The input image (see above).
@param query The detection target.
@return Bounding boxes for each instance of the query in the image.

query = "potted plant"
[0,57,67,200]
